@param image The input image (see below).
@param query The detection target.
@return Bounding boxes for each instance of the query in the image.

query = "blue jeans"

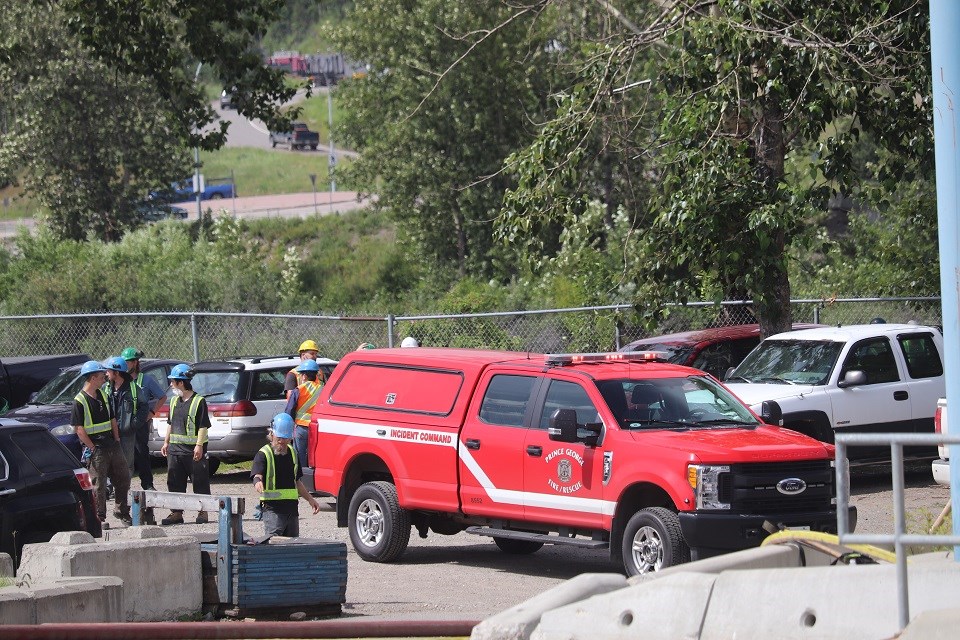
[294,425,309,468]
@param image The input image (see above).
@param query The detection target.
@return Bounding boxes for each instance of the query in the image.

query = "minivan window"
[193,372,242,403]
[252,370,287,401]
[898,333,944,379]
[478,375,537,427]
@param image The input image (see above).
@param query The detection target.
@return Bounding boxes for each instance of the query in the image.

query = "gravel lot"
[109,461,953,621]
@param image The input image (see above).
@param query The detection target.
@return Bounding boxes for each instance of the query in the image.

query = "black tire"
[493,537,543,555]
[348,481,411,562]
[621,507,689,576]
[310,144,318,150]
[209,193,223,200]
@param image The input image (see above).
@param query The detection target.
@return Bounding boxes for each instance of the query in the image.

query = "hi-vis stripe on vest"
[294,381,322,426]
[75,389,112,435]
[168,394,207,445]
[259,444,299,501]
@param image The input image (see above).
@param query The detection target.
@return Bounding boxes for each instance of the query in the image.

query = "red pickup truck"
[269,122,320,150]
[308,348,854,575]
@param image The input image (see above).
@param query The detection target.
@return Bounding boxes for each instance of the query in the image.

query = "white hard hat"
[400,336,419,348]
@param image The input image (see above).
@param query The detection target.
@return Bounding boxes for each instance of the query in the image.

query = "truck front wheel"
[621,507,689,576]
[348,481,411,562]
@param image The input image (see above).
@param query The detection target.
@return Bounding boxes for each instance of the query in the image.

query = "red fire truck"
[307,348,854,575]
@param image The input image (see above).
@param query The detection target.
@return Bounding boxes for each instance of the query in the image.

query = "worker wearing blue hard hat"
[160,364,212,525]
[250,413,321,537]
[102,356,145,482]
[72,360,131,527]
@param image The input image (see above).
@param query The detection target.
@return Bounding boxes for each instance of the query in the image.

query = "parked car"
[6,359,185,462]
[619,324,823,380]
[269,122,320,150]
[137,203,189,222]
[0,353,92,415]
[151,178,235,203]
[0,420,101,567]
[150,355,337,474]
[220,88,236,110]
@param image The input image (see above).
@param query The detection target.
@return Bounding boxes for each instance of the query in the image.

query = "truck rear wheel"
[621,507,689,576]
[348,481,411,562]
[494,537,543,555]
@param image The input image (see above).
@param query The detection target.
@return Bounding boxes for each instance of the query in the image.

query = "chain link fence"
[0,297,941,360]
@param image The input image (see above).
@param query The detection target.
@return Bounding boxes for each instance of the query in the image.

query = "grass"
[199,147,343,197]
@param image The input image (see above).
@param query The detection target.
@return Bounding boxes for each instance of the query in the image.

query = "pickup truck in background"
[0,353,91,414]
[309,348,852,576]
[269,122,320,150]
[933,397,950,485]
[725,324,945,462]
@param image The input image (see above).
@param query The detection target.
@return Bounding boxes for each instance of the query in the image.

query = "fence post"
[614,320,621,351]
[386,314,395,347]
[190,314,200,362]
[813,305,820,324]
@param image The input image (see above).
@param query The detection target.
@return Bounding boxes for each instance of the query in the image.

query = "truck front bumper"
[932,459,951,486]
[678,506,857,555]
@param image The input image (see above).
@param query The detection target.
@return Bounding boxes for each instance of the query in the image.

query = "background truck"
[933,397,949,485]
[0,353,91,414]
[725,324,945,461]
[308,348,852,576]
[269,122,320,150]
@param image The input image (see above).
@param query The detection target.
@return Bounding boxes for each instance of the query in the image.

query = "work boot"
[195,511,209,524]
[161,511,184,525]
[112,509,133,526]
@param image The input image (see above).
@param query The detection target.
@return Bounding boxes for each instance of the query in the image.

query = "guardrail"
[835,433,960,631]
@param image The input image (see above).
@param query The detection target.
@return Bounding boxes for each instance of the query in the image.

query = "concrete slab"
[0,576,122,624]
[17,527,200,621]
[628,543,804,587]
[530,572,717,640]
[471,573,628,640]
[700,561,960,640]
[0,553,12,578]
[900,607,960,639]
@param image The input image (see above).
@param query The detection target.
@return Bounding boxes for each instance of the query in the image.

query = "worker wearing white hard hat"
[400,336,419,348]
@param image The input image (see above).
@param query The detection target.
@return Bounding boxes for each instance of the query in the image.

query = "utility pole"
[193,63,203,220]
[327,86,336,212]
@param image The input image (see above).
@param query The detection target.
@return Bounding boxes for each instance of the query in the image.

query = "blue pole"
[930,0,960,560]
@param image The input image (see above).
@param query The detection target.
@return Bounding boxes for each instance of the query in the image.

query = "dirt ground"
[112,461,954,622]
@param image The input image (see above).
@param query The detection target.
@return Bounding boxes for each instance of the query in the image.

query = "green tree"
[499,0,931,336]
[331,0,562,279]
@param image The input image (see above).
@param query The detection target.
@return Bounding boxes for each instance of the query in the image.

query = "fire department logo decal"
[545,447,584,494]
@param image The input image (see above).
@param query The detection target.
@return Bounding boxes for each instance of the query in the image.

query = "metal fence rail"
[0,296,942,360]
[835,432,960,631]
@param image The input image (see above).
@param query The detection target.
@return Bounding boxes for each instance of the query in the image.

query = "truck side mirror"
[838,370,867,388]
[724,367,736,381]
[548,409,578,443]
[760,400,783,426]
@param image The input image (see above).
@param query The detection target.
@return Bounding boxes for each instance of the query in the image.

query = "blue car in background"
[5,359,184,461]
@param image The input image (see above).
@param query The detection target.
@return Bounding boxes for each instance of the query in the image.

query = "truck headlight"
[50,424,76,437]
[688,464,731,510]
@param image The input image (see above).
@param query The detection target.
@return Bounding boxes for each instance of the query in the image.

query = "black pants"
[166,453,211,510]
[134,430,154,489]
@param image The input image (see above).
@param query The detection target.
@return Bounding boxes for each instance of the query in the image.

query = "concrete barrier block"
[628,543,803,587]
[0,577,122,624]
[531,572,717,640]
[700,561,960,640]
[900,607,960,639]
[49,531,96,545]
[17,533,200,621]
[0,553,13,578]
[472,573,628,640]
[115,525,167,540]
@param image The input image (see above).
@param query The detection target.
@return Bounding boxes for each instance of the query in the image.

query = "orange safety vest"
[294,380,323,426]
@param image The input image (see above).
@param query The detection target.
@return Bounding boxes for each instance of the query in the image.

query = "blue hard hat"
[103,356,128,373]
[296,360,321,373]
[80,360,106,376]
[167,363,194,381]
[271,413,295,439]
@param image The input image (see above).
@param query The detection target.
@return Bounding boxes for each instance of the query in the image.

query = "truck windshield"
[595,376,758,429]
[623,343,694,365]
[32,368,84,405]
[731,339,843,385]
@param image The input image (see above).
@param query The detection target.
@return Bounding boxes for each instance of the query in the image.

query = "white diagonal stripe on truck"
[317,418,616,516]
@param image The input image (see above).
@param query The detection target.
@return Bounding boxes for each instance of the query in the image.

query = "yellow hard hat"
[298,339,320,353]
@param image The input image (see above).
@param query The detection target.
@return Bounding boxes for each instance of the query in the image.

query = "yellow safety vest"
[75,389,112,436]
[168,394,208,445]
[294,380,322,426]
[259,444,299,501]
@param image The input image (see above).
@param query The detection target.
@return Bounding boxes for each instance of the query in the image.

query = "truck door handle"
[894,391,909,401]
[465,439,481,450]
[0,488,14,496]
[527,445,542,457]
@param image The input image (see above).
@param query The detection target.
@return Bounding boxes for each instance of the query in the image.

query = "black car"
[5,358,186,461]
[0,420,101,567]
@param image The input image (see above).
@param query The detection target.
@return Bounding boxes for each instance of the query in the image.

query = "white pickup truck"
[932,398,950,485]
[725,324,945,462]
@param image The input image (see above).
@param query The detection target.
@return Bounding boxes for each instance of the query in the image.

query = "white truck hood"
[724,382,819,411]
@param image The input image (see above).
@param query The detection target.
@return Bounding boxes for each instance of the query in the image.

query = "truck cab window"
[478,375,537,427]
[538,380,599,430]
[841,338,900,385]
[897,333,944,379]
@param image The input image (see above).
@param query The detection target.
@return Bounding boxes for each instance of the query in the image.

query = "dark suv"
[0,420,101,567]
[149,355,337,474]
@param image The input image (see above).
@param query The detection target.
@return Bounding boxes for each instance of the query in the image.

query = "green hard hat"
[121,347,144,360]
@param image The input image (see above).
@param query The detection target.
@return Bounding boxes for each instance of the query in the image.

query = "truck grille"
[719,460,835,514]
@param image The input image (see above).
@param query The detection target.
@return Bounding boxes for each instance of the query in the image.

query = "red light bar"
[545,352,666,366]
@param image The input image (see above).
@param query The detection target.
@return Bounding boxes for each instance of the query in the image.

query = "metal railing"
[835,433,960,631]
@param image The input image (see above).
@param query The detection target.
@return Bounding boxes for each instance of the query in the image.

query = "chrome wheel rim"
[355,497,385,547]
[631,525,663,573]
